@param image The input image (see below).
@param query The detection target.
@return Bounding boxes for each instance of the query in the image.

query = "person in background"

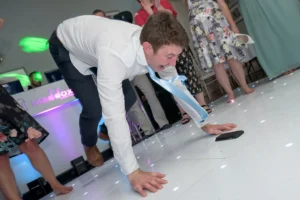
[0,18,4,30]
[186,0,254,103]
[134,0,212,125]
[28,71,43,90]
[0,18,72,200]
[0,85,73,200]
[131,74,171,128]
[92,9,106,17]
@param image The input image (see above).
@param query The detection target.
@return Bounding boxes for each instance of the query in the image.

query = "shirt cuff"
[121,161,140,175]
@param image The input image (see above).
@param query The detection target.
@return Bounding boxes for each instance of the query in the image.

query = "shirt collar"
[136,44,148,67]
[134,29,148,67]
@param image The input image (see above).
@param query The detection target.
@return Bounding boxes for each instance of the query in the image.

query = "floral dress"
[188,0,246,72]
[0,85,49,157]
[176,48,202,95]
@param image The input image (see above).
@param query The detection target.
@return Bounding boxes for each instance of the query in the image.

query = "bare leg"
[177,104,190,124]
[18,140,73,195]
[227,58,254,94]
[177,104,185,115]
[194,92,207,106]
[194,92,212,113]
[0,153,21,200]
[214,62,235,102]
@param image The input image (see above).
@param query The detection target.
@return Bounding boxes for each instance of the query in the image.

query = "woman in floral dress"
[186,0,254,102]
[0,85,72,199]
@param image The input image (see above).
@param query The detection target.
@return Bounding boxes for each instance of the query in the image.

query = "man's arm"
[158,66,237,134]
[0,18,4,30]
[97,49,139,175]
[97,49,167,197]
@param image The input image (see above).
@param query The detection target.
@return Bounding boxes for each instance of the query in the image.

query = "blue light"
[10,154,41,188]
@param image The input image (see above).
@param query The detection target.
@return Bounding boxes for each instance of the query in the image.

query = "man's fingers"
[219,124,237,131]
[150,172,165,178]
[154,177,168,184]
[224,123,237,129]
[144,183,158,193]
[150,180,163,190]
[136,186,147,197]
[209,129,223,135]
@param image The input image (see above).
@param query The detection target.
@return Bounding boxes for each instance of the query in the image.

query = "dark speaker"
[71,156,88,175]
[27,177,48,199]
[56,168,78,185]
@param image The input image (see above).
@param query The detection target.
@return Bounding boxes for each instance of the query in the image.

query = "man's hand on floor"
[202,123,237,135]
[128,169,168,197]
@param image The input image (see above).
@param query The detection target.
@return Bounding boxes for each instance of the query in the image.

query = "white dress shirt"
[56,15,193,175]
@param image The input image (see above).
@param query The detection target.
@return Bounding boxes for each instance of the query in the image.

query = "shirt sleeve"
[134,11,146,26]
[97,48,139,175]
[161,0,178,17]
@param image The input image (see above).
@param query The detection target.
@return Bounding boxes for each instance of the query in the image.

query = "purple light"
[33,99,79,117]
[33,100,81,161]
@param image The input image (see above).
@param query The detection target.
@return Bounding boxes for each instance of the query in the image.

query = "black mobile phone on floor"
[215,130,244,142]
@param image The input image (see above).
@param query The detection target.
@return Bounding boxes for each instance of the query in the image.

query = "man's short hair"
[140,11,189,53]
[92,9,106,16]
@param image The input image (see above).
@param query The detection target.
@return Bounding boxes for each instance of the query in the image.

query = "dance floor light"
[33,72,43,81]
[0,73,30,87]
[19,37,49,53]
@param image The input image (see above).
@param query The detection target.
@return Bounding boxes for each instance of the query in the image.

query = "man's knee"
[80,108,102,121]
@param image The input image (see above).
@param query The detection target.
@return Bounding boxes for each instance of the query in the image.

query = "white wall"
[0,0,140,84]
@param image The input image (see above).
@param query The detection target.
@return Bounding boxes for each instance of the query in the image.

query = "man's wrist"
[201,123,210,133]
[127,168,140,181]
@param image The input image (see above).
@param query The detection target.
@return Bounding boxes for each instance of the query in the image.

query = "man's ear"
[142,42,153,55]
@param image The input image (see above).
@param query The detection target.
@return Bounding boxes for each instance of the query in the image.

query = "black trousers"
[48,31,136,147]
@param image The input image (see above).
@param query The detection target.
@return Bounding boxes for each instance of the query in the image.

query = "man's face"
[143,43,182,72]
[94,12,106,17]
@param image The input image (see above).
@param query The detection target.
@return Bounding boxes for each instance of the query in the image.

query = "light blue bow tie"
[147,66,208,123]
